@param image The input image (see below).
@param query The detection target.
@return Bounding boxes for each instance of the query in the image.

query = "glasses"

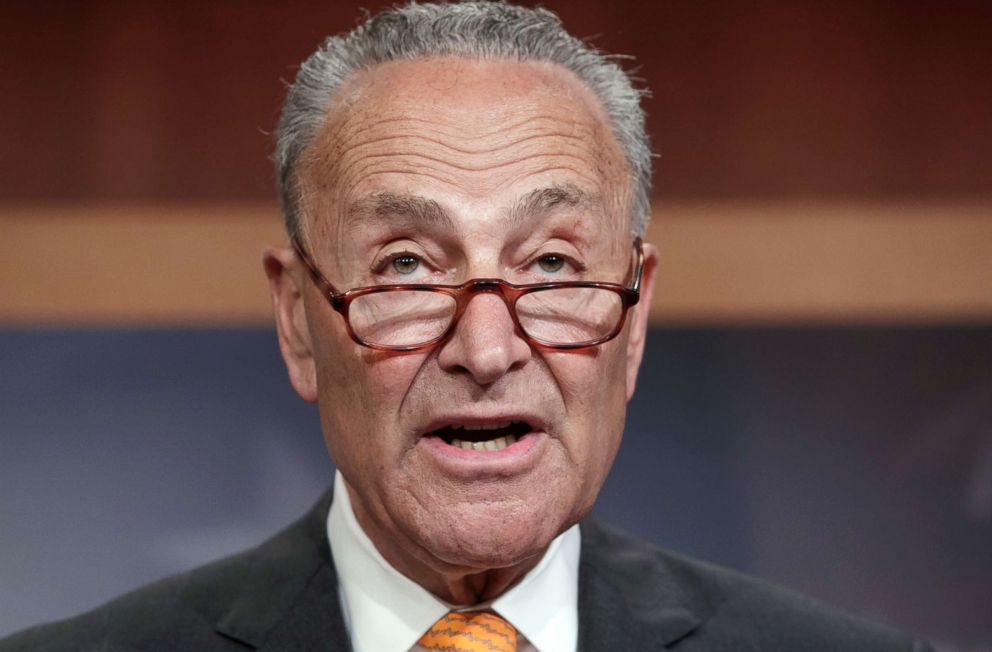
[292,237,643,352]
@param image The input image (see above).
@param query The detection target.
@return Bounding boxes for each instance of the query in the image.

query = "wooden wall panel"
[0,205,284,324]
[649,201,992,323]
[1,1,989,202]
[1,202,989,325]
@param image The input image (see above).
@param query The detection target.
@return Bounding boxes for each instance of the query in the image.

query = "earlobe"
[263,247,319,403]
[625,243,658,402]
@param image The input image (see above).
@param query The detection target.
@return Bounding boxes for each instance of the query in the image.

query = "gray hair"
[274,1,652,240]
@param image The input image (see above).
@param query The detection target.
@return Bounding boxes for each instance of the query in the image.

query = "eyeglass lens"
[347,286,624,348]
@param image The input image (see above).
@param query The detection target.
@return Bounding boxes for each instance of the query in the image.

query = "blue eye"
[537,254,566,273]
[392,255,420,275]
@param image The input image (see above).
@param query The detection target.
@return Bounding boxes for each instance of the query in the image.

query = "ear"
[263,246,318,403]
[625,242,658,402]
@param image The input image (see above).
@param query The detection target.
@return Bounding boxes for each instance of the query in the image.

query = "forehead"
[297,57,630,243]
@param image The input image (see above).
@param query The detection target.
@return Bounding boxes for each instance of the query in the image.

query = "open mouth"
[431,421,533,452]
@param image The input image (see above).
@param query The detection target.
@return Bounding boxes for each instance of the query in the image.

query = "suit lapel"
[247,562,352,651]
[577,518,703,650]
[213,488,353,651]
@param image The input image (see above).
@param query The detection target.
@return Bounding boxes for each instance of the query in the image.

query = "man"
[1,3,932,651]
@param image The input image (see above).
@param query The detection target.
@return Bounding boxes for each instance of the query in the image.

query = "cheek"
[311,330,425,469]
[549,339,629,463]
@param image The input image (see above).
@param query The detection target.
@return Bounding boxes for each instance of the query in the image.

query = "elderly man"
[2,3,932,651]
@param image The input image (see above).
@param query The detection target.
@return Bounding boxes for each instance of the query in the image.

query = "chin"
[436,535,546,572]
[421,504,570,571]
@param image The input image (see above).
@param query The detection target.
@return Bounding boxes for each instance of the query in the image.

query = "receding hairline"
[292,55,633,240]
[275,1,653,241]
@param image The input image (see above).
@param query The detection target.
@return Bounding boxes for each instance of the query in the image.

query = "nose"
[436,290,532,385]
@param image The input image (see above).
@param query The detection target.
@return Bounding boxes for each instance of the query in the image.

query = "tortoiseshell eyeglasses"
[292,237,643,352]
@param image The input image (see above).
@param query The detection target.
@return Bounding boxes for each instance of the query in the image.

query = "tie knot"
[418,611,517,652]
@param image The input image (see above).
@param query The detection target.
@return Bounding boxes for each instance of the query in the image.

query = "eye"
[536,253,567,274]
[391,254,420,275]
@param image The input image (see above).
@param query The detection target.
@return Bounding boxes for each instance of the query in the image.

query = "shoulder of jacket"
[0,489,334,652]
[578,517,931,651]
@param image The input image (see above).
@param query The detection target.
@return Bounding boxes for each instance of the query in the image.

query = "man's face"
[270,58,656,585]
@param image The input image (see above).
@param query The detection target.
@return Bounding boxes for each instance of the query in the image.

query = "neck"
[435,560,541,605]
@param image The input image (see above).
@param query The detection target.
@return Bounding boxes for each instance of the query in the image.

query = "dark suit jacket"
[1,488,932,651]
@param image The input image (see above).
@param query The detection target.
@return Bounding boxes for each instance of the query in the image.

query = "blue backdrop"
[1,327,989,649]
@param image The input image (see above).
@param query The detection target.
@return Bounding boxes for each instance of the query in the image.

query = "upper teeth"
[456,421,512,431]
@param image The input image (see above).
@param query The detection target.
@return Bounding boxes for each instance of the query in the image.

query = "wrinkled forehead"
[295,57,632,248]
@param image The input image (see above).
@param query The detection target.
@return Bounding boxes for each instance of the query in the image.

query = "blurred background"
[1,1,990,648]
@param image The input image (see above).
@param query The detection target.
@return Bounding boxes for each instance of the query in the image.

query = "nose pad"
[437,290,531,384]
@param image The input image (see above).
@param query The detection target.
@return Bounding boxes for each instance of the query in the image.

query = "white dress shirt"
[327,471,580,652]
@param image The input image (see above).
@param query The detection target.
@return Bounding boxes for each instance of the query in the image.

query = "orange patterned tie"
[418,611,518,652]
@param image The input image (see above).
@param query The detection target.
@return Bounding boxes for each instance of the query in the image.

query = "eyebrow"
[343,183,595,235]
[505,183,596,229]
[344,192,453,234]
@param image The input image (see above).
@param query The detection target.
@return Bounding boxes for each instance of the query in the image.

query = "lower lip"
[419,431,545,476]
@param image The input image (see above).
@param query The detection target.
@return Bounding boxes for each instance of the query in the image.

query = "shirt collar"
[328,471,580,652]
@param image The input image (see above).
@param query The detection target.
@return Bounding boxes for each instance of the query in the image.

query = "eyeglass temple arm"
[628,237,644,295]
[290,236,344,297]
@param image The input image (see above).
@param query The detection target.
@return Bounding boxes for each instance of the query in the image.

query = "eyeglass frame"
[291,236,644,352]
